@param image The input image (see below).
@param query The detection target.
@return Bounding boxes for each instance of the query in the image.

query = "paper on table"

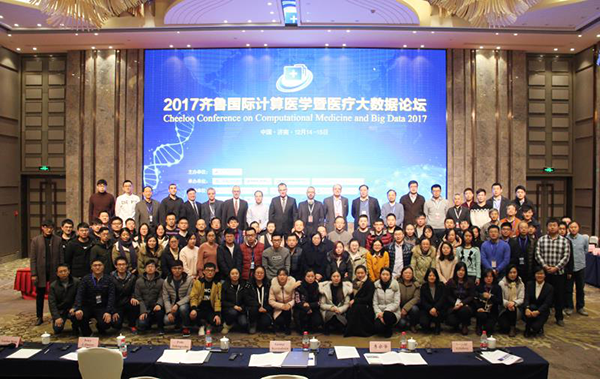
[481,350,523,365]
[308,353,316,367]
[180,350,211,365]
[248,352,289,367]
[364,353,383,365]
[334,346,360,359]
[6,349,42,359]
[157,349,188,364]
[60,352,79,361]
[379,352,403,365]
[398,352,428,365]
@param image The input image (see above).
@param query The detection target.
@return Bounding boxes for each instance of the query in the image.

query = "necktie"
[281,197,286,211]
[192,202,198,217]
[234,199,239,216]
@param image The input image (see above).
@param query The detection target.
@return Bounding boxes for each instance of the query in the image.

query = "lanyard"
[307,202,315,215]
[454,207,462,220]
[257,286,264,306]
[146,201,153,214]
[519,237,528,251]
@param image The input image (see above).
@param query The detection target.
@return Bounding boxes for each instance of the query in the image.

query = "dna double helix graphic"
[143,114,195,190]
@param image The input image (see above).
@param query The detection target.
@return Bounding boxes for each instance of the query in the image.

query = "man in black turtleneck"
[158,183,184,226]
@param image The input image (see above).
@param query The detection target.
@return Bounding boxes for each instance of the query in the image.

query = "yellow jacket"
[366,251,390,282]
[190,278,222,313]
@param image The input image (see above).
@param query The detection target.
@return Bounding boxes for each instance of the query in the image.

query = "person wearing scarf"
[111,228,138,275]
[319,270,352,335]
[300,233,329,281]
[326,241,353,281]
[138,235,164,276]
[445,262,475,335]
[293,269,323,333]
[345,265,375,337]
[160,235,181,279]
[474,268,502,335]
[498,264,524,337]
[373,267,401,338]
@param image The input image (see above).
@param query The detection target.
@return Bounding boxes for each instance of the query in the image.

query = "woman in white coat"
[268,268,296,335]
[373,267,401,338]
[319,270,353,334]
[498,264,525,337]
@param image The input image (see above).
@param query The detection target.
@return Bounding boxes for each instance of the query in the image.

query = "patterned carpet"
[2,258,600,378]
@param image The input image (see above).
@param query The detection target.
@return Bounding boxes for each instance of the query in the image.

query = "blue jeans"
[163,303,191,328]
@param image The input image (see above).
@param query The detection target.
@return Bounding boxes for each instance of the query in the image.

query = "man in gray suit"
[134,186,160,229]
[297,186,325,236]
[201,187,223,225]
[323,183,349,233]
[268,183,298,235]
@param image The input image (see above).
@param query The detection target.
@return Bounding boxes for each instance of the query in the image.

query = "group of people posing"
[30,179,589,340]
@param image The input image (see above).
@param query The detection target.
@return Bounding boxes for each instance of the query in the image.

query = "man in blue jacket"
[480,225,511,277]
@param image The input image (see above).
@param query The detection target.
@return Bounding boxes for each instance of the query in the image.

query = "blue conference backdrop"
[144,48,447,203]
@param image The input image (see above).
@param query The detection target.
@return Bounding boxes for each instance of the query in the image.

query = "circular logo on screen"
[276,64,313,93]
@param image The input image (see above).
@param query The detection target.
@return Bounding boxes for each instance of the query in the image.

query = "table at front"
[585,253,600,287]
[0,343,549,379]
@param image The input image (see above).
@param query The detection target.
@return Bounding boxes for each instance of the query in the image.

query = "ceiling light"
[14,24,19,27]
[7,34,11,37]
[223,20,228,23]
[412,31,417,34]
[187,44,191,47]
[403,44,407,48]
[272,19,277,22]
[553,48,558,51]
[94,32,98,36]
[495,32,499,35]
[578,34,582,37]
[342,43,347,47]
[270,11,274,14]
[60,23,64,27]
[242,30,246,33]
[91,46,95,49]
[479,46,484,49]
[513,33,518,36]
[325,43,329,47]
[267,2,272,5]
[248,20,252,23]
[570,48,575,51]
[327,30,331,33]
[16,48,20,51]
[109,46,113,49]
[169,45,173,48]
[496,46,501,49]
[346,29,350,33]
[0,15,3,19]
[177,31,180,34]
[75,33,79,36]
[32,47,37,51]
[261,30,264,32]
[431,31,435,34]
[420,44,425,48]
[264,43,268,47]
[246,43,250,47]
[37,23,42,27]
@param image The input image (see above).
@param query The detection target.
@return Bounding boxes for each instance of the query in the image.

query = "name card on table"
[170,339,192,350]
[269,341,291,353]
[0,336,22,348]
[78,337,99,348]
[451,341,473,353]
[369,341,392,353]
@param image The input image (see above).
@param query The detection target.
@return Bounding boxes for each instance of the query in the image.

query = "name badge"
[170,339,192,350]
[96,295,102,304]
[78,337,100,348]
[369,341,391,353]
[519,257,525,265]
[149,215,153,223]
[361,211,367,215]
[250,261,255,270]
[270,341,291,353]
[308,215,313,223]
[451,341,473,353]
[491,261,497,269]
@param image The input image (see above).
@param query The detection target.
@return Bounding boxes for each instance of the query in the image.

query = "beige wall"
[0,46,21,259]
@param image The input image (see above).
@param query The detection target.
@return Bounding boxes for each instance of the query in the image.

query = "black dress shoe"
[35,317,44,326]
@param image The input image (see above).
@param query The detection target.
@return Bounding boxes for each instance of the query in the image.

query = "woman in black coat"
[293,269,323,333]
[344,265,375,337]
[325,242,353,281]
[474,269,503,335]
[419,268,446,334]
[221,268,250,333]
[523,267,554,337]
[445,262,475,335]
[245,265,273,333]
[300,233,329,281]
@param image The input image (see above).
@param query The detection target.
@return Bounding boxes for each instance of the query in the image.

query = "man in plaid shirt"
[535,218,571,326]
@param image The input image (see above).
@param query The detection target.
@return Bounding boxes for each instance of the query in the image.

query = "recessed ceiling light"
[16,48,20,51]
[272,19,276,22]
[223,20,228,23]
[91,46,95,49]
[37,23,42,27]
[270,11,274,14]
[267,2,272,5]
[431,31,435,34]
[7,34,11,37]
[261,30,264,32]
[327,30,331,33]
[75,33,79,36]
[325,43,329,47]
[342,43,347,47]
[248,20,252,23]
[597,34,600,38]
[479,46,483,49]
[177,31,180,34]
[495,32,499,35]
[513,33,518,36]
[109,46,113,49]
[14,24,19,27]
[570,48,575,51]
[403,44,407,48]
[496,46,501,49]
[60,23,64,27]
[412,31,417,34]
[94,32,98,36]
[187,44,191,47]
[346,29,350,33]
[578,34,582,37]
[264,43,268,47]
[246,43,250,47]
[32,47,37,51]
[420,44,425,48]
[169,45,173,48]
[0,15,3,19]
[553,48,558,51]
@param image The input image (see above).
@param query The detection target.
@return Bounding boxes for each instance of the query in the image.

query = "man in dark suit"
[181,188,202,233]
[220,185,249,230]
[269,183,298,235]
[297,186,325,236]
[201,187,223,225]
[351,184,381,227]
[323,184,349,233]
[486,182,510,219]
[134,186,160,229]
[399,180,426,227]
[157,183,183,225]
[217,228,243,278]
[30,219,63,325]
